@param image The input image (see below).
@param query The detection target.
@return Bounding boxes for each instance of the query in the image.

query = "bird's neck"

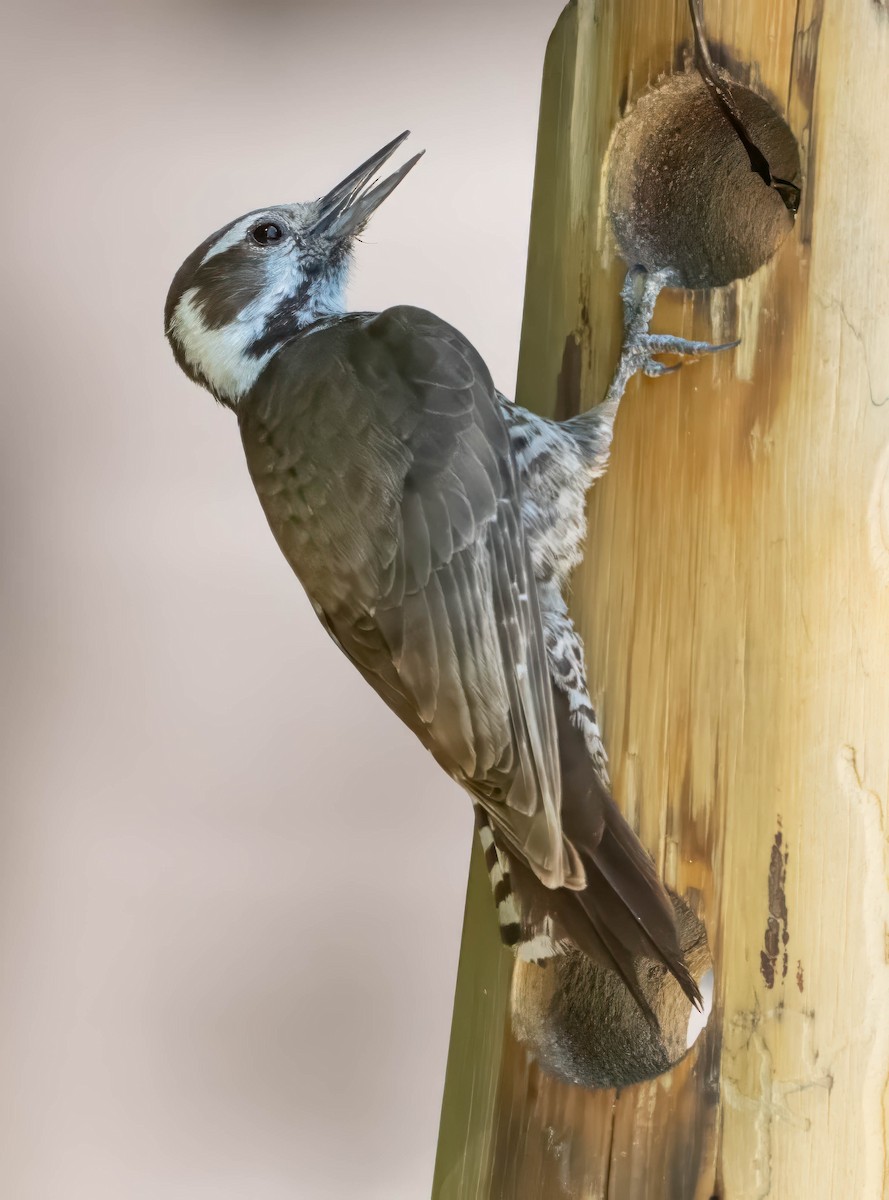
[171,268,351,410]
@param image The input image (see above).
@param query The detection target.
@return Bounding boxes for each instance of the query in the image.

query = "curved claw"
[644,334,741,358]
[642,358,683,377]
[635,332,740,380]
[599,269,742,433]
[703,337,742,355]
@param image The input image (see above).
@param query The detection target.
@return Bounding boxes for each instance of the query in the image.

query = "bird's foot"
[570,267,740,474]
[619,265,739,378]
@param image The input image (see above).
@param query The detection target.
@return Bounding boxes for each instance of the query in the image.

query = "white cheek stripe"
[171,224,350,404]
[171,288,275,403]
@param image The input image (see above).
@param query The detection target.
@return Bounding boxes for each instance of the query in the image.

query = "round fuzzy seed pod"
[607,70,800,289]
[510,890,712,1090]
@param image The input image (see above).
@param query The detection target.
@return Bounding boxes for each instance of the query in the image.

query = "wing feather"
[240,304,696,1000]
[243,305,577,888]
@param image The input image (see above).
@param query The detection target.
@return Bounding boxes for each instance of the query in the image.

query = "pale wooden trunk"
[432,1,889,1197]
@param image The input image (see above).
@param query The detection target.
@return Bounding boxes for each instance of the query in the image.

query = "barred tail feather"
[475,809,523,949]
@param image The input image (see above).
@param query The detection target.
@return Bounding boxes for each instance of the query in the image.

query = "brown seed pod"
[511,890,712,1090]
[606,71,801,289]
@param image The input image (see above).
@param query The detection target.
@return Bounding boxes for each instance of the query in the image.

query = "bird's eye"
[250,221,284,246]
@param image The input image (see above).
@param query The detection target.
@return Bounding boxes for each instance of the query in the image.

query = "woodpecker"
[165,133,730,1020]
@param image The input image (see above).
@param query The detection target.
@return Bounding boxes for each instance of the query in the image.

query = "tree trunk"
[433,1,889,1196]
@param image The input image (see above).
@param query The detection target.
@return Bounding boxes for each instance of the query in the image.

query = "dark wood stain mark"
[601,1105,616,1200]
[790,3,824,113]
[618,74,631,116]
[697,40,784,113]
[672,37,693,75]
[554,331,583,422]
[662,996,723,1197]
[760,825,790,988]
[796,959,805,992]
[789,0,824,246]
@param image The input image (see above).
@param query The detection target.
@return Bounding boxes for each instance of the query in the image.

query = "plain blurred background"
[0,0,565,1196]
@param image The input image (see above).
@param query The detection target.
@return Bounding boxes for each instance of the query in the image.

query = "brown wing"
[240,305,702,1015]
[241,306,583,890]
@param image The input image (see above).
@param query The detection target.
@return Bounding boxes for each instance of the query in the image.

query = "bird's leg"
[617,265,739,380]
[565,266,738,475]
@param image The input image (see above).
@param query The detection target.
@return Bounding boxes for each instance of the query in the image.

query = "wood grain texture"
[433,1,889,1196]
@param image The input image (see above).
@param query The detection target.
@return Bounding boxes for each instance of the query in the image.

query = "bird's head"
[165,131,423,408]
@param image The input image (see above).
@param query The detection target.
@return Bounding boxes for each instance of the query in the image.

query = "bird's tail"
[563,788,702,1020]
[479,690,702,1028]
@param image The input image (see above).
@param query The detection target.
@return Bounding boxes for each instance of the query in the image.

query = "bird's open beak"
[310,131,424,241]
